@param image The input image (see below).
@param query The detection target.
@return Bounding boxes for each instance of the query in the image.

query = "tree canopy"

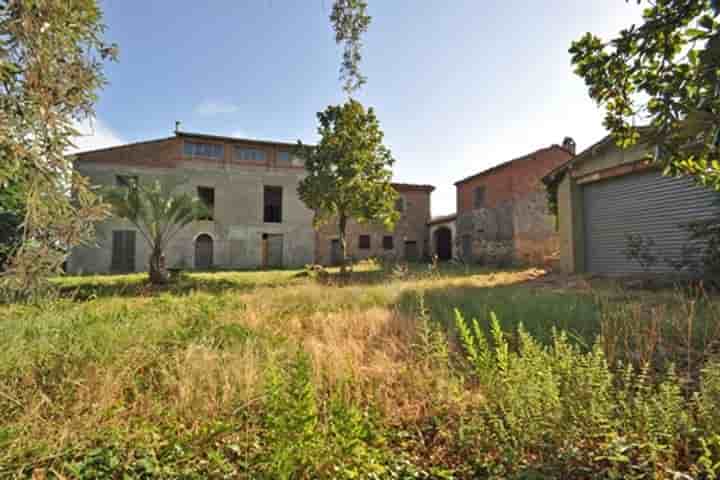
[296,100,398,271]
[330,0,371,96]
[0,0,116,297]
[570,0,720,188]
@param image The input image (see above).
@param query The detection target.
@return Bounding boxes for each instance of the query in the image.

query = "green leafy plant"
[623,233,658,272]
[104,177,208,285]
[0,0,117,298]
[296,100,399,275]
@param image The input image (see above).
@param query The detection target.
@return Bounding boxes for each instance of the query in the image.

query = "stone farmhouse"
[67,131,434,274]
[452,138,576,266]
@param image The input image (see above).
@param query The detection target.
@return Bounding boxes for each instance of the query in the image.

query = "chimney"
[562,136,576,155]
[174,120,182,134]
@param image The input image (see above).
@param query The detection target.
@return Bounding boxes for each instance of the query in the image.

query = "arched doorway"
[434,227,452,261]
[195,234,213,269]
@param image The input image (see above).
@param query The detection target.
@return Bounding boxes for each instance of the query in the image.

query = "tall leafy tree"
[330,0,371,96]
[104,178,208,285]
[570,0,720,188]
[0,0,117,296]
[297,100,399,274]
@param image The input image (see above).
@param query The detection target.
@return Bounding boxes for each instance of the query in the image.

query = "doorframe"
[192,232,216,270]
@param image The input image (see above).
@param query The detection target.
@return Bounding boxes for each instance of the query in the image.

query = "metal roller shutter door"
[582,170,720,274]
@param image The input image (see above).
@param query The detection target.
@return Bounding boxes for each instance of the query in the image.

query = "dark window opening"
[359,235,371,250]
[197,186,215,220]
[395,197,404,212]
[383,235,394,250]
[116,175,138,188]
[473,186,486,208]
[264,186,283,223]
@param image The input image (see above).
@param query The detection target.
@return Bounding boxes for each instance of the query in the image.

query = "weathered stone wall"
[455,145,573,266]
[67,135,315,273]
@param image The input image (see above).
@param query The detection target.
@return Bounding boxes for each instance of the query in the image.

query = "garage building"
[544,136,720,275]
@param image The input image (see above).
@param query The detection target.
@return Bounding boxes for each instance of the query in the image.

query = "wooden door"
[266,234,283,268]
[111,230,136,273]
[195,234,213,270]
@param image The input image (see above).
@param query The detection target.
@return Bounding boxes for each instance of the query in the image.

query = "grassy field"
[1,263,720,478]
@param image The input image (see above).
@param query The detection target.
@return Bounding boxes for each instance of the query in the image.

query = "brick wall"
[455,146,573,266]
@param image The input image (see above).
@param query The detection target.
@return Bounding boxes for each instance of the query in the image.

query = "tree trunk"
[339,213,348,276]
[148,246,167,285]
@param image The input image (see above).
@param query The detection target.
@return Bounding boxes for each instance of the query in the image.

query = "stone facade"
[68,133,316,273]
[67,132,435,274]
[455,143,574,266]
[314,184,434,265]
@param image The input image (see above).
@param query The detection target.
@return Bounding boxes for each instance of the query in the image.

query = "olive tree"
[0,0,117,297]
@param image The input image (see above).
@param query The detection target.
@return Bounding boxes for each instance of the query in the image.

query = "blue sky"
[74,1,644,216]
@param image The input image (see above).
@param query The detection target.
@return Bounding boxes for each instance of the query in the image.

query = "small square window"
[277,151,291,164]
[383,236,394,250]
[116,175,138,188]
[358,235,371,250]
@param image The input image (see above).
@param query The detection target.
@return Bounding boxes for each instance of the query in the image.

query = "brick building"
[454,139,575,266]
[314,183,435,265]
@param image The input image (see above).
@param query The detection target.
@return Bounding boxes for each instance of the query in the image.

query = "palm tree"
[104,177,207,284]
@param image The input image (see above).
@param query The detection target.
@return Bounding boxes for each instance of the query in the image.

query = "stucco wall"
[67,138,316,273]
[314,187,433,265]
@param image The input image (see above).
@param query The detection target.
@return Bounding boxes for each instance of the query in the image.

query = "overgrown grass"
[1,264,719,478]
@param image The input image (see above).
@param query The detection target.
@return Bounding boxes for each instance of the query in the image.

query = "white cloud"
[68,117,125,154]
[195,100,240,116]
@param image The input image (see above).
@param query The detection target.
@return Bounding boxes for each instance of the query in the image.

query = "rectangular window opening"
[264,186,283,223]
[197,186,215,220]
[116,175,138,188]
[359,235,371,250]
[473,186,486,208]
[184,141,224,159]
[383,235,394,250]
[235,146,267,163]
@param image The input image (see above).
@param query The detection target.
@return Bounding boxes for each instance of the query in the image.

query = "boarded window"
[264,186,282,223]
[116,175,138,188]
[235,147,267,162]
[111,230,136,273]
[184,141,224,159]
[383,235,394,250]
[197,186,215,220]
[359,235,371,249]
[473,186,486,208]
